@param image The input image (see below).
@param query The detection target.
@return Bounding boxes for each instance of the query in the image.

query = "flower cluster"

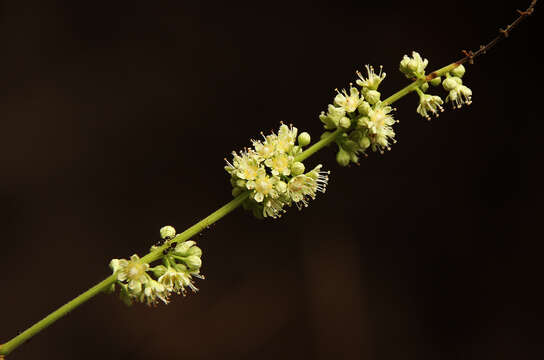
[225,124,329,219]
[109,226,203,306]
[442,65,472,109]
[398,52,473,119]
[319,65,398,166]
[400,51,429,79]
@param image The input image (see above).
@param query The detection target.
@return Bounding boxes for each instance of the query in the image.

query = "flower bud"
[187,246,203,257]
[109,259,122,272]
[184,256,202,269]
[364,90,381,105]
[408,59,419,72]
[174,240,197,256]
[420,82,429,92]
[160,225,176,240]
[297,132,311,147]
[342,140,358,152]
[359,136,371,150]
[151,265,167,277]
[442,77,459,91]
[430,76,442,86]
[349,130,362,142]
[235,179,246,188]
[291,161,305,176]
[453,76,462,86]
[357,101,371,116]
[356,116,370,129]
[451,64,466,78]
[232,187,242,197]
[336,147,350,167]
[339,117,351,129]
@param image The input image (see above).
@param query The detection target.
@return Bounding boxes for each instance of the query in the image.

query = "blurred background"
[0,0,540,359]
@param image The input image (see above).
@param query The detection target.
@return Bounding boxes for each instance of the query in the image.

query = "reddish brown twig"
[456,0,537,65]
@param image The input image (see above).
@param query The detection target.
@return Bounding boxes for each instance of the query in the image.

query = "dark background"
[0,0,540,359]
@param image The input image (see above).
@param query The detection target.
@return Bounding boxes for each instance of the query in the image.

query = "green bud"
[187,246,202,257]
[174,263,187,272]
[174,240,196,256]
[235,179,246,188]
[184,256,202,269]
[365,90,381,105]
[151,265,167,277]
[357,101,371,116]
[349,130,363,142]
[336,147,350,167]
[430,76,442,86]
[342,139,358,152]
[359,136,371,150]
[339,116,351,129]
[232,187,242,197]
[453,76,462,86]
[451,64,466,78]
[356,116,370,129]
[160,225,176,240]
[442,77,459,91]
[291,161,305,176]
[408,59,419,72]
[297,132,311,147]
[420,82,429,92]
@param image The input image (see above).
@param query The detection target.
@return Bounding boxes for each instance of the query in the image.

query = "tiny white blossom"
[113,255,150,296]
[417,94,444,120]
[364,102,397,153]
[334,86,361,113]
[356,65,386,90]
[446,85,472,109]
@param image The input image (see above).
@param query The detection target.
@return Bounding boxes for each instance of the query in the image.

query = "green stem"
[295,128,343,162]
[0,192,250,356]
[383,62,459,106]
[0,61,460,358]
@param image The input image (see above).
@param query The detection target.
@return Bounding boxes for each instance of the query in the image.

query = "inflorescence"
[109,226,203,306]
[321,51,473,166]
[109,51,475,306]
[225,124,330,219]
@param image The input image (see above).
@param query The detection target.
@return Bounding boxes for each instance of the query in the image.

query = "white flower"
[356,65,386,90]
[400,51,428,79]
[288,165,329,209]
[446,85,472,109]
[113,254,150,295]
[364,102,397,153]
[276,124,297,153]
[334,86,361,113]
[252,134,276,160]
[157,267,198,295]
[247,168,279,202]
[265,152,293,176]
[231,151,260,181]
[417,94,444,120]
[141,279,170,306]
[262,197,286,218]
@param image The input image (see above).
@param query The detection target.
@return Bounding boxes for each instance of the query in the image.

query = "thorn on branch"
[499,28,510,38]
[479,45,487,54]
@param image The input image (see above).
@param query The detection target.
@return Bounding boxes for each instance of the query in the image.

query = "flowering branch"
[0,1,537,357]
